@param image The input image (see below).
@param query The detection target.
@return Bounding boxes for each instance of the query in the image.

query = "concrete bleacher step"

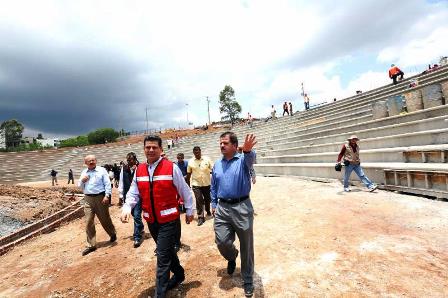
[260,116,448,151]
[264,105,448,145]
[383,169,448,199]
[260,128,448,157]
[258,144,448,164]
[255,162,448,195]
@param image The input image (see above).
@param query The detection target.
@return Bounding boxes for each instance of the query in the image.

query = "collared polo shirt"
[187,156,213,187]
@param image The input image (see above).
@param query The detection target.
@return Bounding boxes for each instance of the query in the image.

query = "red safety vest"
[135,159,180,224]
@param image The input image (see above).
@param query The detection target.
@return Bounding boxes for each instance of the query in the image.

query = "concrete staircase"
[1,65,447,200]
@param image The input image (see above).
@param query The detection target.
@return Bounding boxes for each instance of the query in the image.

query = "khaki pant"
[82,194,116,248]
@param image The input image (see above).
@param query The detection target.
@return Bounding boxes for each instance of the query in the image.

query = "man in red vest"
[120,135,194,298]
[388,64,404,85]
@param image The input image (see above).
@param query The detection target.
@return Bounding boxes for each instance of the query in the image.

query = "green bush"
[87,128,119,145]
[1,142,43,152]
[60,135,89,148]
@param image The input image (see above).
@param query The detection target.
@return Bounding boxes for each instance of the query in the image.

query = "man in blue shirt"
[78,154,117,256]
[211,132,257,298]
[175,153,188,180]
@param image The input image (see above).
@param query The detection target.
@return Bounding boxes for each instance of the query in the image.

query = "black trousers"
[282,109,289,116]
[192,185,211,219]
[147,220,184,298]
[392,71,404,84]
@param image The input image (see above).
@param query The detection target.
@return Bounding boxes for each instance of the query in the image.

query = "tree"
[60,135,89,148]
[87,128,119,145]
[0,119,24,148]
[219,85,242,125]
[37,133,44,139]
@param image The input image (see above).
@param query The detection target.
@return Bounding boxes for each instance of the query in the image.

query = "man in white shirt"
[78,155,116,256]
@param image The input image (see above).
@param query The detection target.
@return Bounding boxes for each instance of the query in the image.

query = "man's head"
[143,135,163,163]
[220,131,238,158]
[84,155,97,170]
[391,64,395,67]
[126,152,137,167]
[347,135,359,145]
[193,146,201,159]
[177,153,185,163]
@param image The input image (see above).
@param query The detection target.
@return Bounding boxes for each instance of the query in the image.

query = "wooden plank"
[407,172,413,187]
[421,152,427,163]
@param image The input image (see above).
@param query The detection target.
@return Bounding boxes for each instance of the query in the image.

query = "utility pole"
[145,107,149,134]
[206,96,211,124]
[185,103,189,126]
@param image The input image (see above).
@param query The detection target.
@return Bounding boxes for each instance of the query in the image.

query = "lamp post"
[206,96,211,124]
[185,103,189,126]
[145,107,149,134]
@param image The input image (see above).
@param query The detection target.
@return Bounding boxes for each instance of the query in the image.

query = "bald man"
[78,155,117,256]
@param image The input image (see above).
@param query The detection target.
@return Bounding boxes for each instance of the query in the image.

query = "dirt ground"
[1,176,447,297]
[0,183,83,236]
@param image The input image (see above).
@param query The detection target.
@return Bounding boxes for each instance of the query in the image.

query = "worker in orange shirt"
[388,64,404,85]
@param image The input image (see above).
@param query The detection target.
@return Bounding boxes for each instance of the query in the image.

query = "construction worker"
[388,64,404,85]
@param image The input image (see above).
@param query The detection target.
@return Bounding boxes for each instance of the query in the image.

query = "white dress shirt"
[78,166,112,196]
[123,157,194,217]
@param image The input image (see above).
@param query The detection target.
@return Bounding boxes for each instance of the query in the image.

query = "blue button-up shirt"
[78,166,112,196]
[211,150,256,208]
[175,160,188,177]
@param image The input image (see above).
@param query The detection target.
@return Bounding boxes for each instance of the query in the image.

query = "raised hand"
[242,134,257,152]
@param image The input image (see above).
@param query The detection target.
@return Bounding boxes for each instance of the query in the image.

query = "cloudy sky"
[0,0,447,138]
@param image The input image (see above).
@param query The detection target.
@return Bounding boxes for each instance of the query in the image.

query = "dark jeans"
[282,109,289,116]
[175,214,181,247]
[304,102,310,110]
[392,71,404,85]
[67,176,74,184]
[147,220,185,298]
[192,185,211,219]
[132,200,144,241]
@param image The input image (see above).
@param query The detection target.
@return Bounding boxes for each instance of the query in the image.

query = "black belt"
[218,196,249,204]
[85,192,105,197]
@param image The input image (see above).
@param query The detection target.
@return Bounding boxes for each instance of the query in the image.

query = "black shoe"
[197,218,205,226]
[206,211,212,217]
[110,234,117,243]
[244,283,254,297]
[82,247,97,256]
[133,239,143,248]
[167,274,185,290]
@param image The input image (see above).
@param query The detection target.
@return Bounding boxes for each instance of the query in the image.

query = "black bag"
[343,160,350,166]
[335,163,342,172]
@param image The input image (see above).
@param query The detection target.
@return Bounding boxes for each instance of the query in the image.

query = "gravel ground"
[0,176,447,297]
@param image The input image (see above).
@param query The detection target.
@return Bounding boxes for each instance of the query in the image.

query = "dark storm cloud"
[282,0,434,69]
[0,26,163,136]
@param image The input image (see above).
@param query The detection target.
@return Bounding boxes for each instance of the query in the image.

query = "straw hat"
[347,135,359,141]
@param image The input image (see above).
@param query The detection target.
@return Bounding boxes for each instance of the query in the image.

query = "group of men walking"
[77,132,257,298]
[74,123,382,298]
